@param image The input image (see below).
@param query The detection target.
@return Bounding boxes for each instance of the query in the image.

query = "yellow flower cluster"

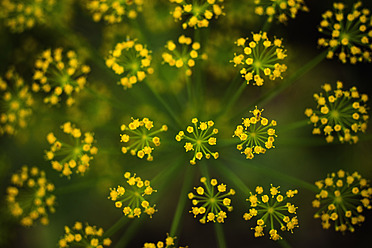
[108,172,157,218]
[231,32,287,86]
[254,0,308,24]
[312,170,372,233]
[244,185,299,241]
[6,166,56,227]
[32,48,91,106]
[305,82,369,144]
[58,221,112,248]
[86,0,144,24]
[233,107,277,159]
[169,0,224,29]
[0,68,33,136]
[176,118,219,165]
[143,234,188,248]
[45,122,98,177]
[162,35,205,76]
[189,177,235,224]
[106,39,153,89]
[0,0,55,32]
[318,1,372,64]
[120,117,168,161]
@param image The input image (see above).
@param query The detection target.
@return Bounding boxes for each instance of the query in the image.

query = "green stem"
[214,223,227,248]
[84,87,125,111]
[169,166,194,237]
[278,119,309,133]
[144,80,183,128]
[278,238,293,248]
[103,216,129,239]
[226,156,318,192]
[233,50,328,120]
[114,219,143,248]
[262,19,272,32]
[215,160,252,194]
[217,81,247,121]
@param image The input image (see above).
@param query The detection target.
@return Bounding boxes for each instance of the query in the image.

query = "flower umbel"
[6,166,56,227]
[143,234,188,248]
[176,118,219,165]
[120,117,168,161]
[106,39,153,89]
[45,122,98,177]
[254,0,308,24]
[318,1,372,64]
[162,35,205,77]
[0,0,56,32]
[313,170,372,233]
[233,107,277,159]
[169,0,224,29]
[189,177,235,224]
[231,32,287,86]
[244,185,299,241]
[305,82,369,144]
[86,0,144,24]
[32,48,91,106]
[108,172,157,218]
[0,68,33,136]
[58,221,112,248]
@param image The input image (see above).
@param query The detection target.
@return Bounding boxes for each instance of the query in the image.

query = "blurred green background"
[1,0,372,247]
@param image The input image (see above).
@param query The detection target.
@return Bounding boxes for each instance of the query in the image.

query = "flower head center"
[250,132,256,138]
[254,60,262,69]
[330,110,339,119]
[334,196,342,204]
[268,207,275,214]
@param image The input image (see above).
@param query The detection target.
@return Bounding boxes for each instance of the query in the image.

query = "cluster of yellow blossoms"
[189,177,235,224]
[169,0,224,29]
[0,68,33,136]
[313,170,372,233]
[120,117,168,161]
[305,82,369,144]
[232,32,287,86]
[32,48,91,106]
[0,0,55,32]
[176,118,218,165]
[143,234,187,248]
[58,222,112,248]
[6,166,56,227]
[254,0,308,24]
[244,185,298,241]
[318,1,372,64]
[86,0,144,24]
[162,35,205,76]
[233,107,277,159]
[106,39,153,89]
[45,122,98,177]
[109,172,157,218]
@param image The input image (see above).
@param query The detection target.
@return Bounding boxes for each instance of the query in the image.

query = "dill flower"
[305,82,369,144]
[231,32,287,86]
[313,170,372,233]
[318,2,372,64]
[0,68,33,136]
[108,172,157,218]
[6,166,56,227]
[244,185,299,241]
[106,39,153,89]
[120,117,168,161]
[189,177,235,224]
[143,234,188,248]
[0,0,56,32]
[58,221,112,248]
[169,0,224,29]
[86,0,144,24]
[32,48,91,106]
[254,0,308,24]
[233,106,277,159]
[176,118,219,165]
[45,122,98,177]
[162,35,206,77]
